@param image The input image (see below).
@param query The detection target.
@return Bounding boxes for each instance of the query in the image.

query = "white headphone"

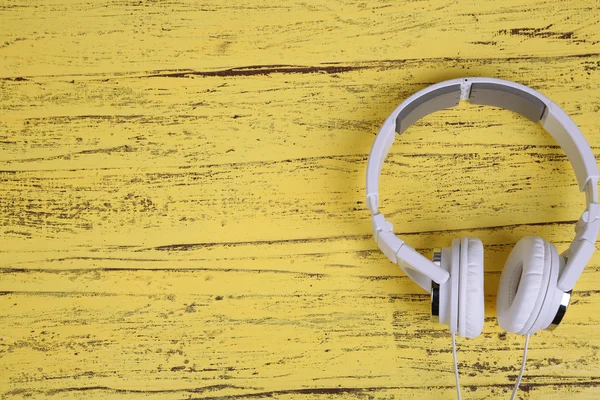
[366,77,600,339]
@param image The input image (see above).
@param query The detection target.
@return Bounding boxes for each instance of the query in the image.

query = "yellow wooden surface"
[1,1,600,399]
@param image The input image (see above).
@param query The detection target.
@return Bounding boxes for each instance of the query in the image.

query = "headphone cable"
[453,333,530,400]
[452,333,462,400]
[510,334,531,400]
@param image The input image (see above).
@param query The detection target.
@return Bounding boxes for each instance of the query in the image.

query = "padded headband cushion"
[459,238,485,338]
[497,236,551,334]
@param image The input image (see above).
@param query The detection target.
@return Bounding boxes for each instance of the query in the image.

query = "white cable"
[510,334,531,400]
[452,333,462,400]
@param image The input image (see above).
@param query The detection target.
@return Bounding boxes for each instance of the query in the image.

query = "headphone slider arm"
[372,214,450,284]
[559,203,600,291]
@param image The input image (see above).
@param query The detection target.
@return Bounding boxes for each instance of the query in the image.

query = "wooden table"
[1,1,599,399]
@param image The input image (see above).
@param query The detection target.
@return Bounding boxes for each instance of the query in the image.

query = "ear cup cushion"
[497,236,552,334]
[448,238,461,334]
[458,237,485,338]
[528,250,562,334]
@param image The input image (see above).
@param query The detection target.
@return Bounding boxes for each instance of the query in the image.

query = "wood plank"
[2,1,600,77]
[1,270,599,398]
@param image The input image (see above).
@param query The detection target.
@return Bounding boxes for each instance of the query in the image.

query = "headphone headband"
[366,77,600,292]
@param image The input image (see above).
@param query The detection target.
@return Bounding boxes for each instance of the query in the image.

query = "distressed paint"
[1,1,600,399]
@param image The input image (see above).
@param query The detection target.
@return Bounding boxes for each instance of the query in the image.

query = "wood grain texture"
[1,1,600,399]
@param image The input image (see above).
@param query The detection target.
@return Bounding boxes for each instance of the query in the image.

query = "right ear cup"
[458,237,485,338]
[497,236,558,335]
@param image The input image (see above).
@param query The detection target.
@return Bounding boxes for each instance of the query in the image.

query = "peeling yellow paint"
[1,1,600,399]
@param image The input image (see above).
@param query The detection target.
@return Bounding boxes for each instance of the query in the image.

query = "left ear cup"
[497,236,558,335]
[459,237,485,338]
[435,240,460,334]
[435,238,484,338]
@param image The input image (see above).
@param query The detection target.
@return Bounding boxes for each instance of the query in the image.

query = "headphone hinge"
[574,203,600,244]
[372,214,404,263]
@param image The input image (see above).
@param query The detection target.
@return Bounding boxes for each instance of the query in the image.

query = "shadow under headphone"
[366,77,600,339]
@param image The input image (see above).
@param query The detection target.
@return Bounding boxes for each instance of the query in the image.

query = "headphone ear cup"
[436,240,460,334]
[497,236,556,334]
[437,238,484,337]
[458,237,485,338]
